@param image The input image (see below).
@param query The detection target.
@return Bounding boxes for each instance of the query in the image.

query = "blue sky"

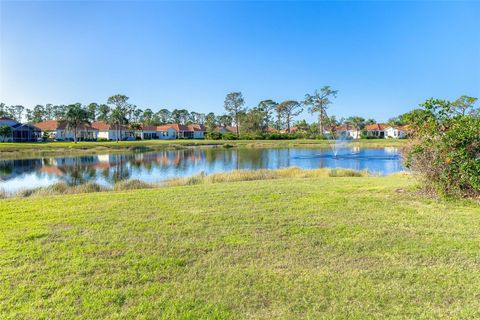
[1,1,479,122]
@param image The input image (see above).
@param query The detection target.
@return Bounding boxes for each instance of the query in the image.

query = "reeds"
[165,167,370,187]
[5,167,372,198]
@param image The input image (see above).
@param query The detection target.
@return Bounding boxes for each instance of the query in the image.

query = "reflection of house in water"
[52,156,99,167]
[0,159,43,181]
[38,156,102,185]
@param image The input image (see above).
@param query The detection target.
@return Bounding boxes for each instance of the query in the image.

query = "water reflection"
[0,147,403,192]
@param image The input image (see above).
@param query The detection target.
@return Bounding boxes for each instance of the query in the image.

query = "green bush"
[405,96,480,198]
[205,132,223,140]
[222,132,238,140]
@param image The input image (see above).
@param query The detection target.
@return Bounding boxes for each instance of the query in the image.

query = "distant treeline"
[1,87,468,136]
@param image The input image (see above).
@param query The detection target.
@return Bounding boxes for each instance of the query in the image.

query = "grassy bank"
[0,139,407,159]
[1,174,479,318]
[2,168,369,198]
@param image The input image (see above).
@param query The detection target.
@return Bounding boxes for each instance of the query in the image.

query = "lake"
[0,147,404,192]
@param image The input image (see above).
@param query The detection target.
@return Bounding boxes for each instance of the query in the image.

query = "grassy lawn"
[0,139,407,159]
[1,174,479,319]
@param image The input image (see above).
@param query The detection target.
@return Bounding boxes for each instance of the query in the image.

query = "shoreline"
[0,139,407,160]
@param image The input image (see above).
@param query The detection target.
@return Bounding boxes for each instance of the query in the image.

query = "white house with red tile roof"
[158,124,206,139]
[91,121,135,140]
[366,123,387,138]
[35,120,98,141]
[336,124,361,139]
[384,126,408,139]
[156,124,182,140]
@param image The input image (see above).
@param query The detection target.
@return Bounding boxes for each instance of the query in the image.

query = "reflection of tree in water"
[0,159,43,181]
[101,154,132,184]
[0,161,13,177]
[236,148,271,170]
[53,156,99,185]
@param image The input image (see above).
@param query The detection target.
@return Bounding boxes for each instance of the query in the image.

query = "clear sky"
[1,1,479,122]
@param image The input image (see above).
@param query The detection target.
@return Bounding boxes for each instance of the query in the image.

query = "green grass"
[2,174,478,319]
[0,139,407,159]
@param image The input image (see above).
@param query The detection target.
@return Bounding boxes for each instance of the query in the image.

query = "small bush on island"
[405,96,479,198]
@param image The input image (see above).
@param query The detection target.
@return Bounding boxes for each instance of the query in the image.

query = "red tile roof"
[336,124,357,131]
[35,120,98,131]
[156,124,181,131]
[91,121,133,131]
[141,125,158,131]
[366,123,387,131]
[156,123,206,132]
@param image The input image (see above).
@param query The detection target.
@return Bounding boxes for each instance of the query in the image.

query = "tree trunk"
[319,110,325,135]
[318,113,322,134]
[235,114,239,136]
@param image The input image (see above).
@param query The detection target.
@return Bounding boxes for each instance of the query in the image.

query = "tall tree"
[304,86,338,134]
[0,103,9,118]
[86,103,99,122]
[97,104,111,122]
[11,105,25,122]
[205,112,217,131]
[275,107,283,130]
[156,109,171,124]
[27,105,46,123]
[224,92,246,136]
[257,99,278,131]
[132,108,143,123]
[324,115,339,136]
[171,109,189,124]
[241,107,266,133]
[345,116,365,139]
[277,100,303,133]
[109,108,128,142]
[107,94,130,142]
[217,114,233,127]
[0,125,12,142]
[142,108,154,125]
[52,105,67,120]
[451,96,478,116]
[64,104,90,143]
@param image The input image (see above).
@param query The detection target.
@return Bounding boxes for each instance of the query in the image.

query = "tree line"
[0,86,345,137]
[3,88,474,140]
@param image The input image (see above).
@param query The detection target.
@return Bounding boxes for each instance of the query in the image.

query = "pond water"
[0,147,404,193]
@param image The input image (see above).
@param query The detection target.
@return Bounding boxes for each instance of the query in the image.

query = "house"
[0,117,41,142]
[140,125,160,140]
[187,124,207,139]
[159,124,207,139]
[91,121,135,141]
[35,120,98,141]
[366,123,387,138]
[156,124,182,140]
[336,124,361,139]
[384,126,408,139]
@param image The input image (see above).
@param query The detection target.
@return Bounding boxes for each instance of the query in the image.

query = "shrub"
[16,182,105,197]
[222,132,238,140]
[404,96,480,198]
[114,179,153,191]
[205,132,223,140]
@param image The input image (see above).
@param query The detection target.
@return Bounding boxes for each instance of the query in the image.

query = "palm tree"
[304,86,338,135]
[109,108,128,142]
[64,104,89,143]
[345,116,365,139]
